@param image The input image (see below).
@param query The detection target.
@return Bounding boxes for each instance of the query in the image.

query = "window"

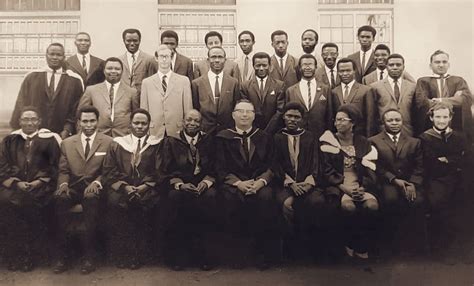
[0,0,80,11]
[318,0,392,4]
[158,0,235,4]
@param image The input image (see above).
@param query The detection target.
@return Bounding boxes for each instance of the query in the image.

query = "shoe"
[53,260,68,274]
[171,264,184,271]
[80,260,96,275]
[200,262,213,271]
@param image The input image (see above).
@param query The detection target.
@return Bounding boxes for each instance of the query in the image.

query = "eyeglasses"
[157,55,171,60]
[334,117,352,122]
[234,109,255,114]
[20,118,39,123]
[322,52,338,57]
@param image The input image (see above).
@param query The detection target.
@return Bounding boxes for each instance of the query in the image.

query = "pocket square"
[319,95,326,100]
[94,152,106,156]
[270,91,275,95]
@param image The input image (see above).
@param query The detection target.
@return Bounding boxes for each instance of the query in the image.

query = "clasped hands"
[178,182,208,197]
[288,182,312,197]
[392,178,417,202]
[54,181,101,198]
[236,179,265,196]
[339,184,365,201]
[124,184,150,201]
[16,180,43,192]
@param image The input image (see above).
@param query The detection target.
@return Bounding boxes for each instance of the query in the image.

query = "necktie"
[24,136,33,172]
[243,56,249,81]
[392,134,398,145]
[242,131,250,162]
[361,51,367,73]
[440,130,447,142]
[439,76,446,98]
[344,85,349,102]
[380,70,384,80]
[280,57,284,73]
[49,69,56,95]
[85,137,91,158]
[170,62,173,72]
[259,78,265,100]
[162,75,167,94]
[214,75,220,101]
[133,138,141,166]
[82,55,87,75]
[130,54,136,84]
[330,69,336,89]
[190,137,197,158]
[24,136,33,152]
[394,79,400,103]
[109,83,114,108]
[307,81,312,109]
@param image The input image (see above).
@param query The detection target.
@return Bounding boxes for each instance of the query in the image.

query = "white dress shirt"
[360,49,373,71]
[105,81,121,121]
[386,131,401,144]
[170,52,177,72]
[77,53,90,73]
[376,68,388,81]
[275,53,288,70]
[325,65,337,84]
[256,75,268,91]
[207,70,223,101]
[342,80,356,100]
[126,50,140,71]
[388,77,403,94]
[46,67,63,91]
[239,51,254,80]
[81,131,97,153]
[433,73,448,97]
[158,70,172,86]
[130,134,146,151]
[299,78,317,109]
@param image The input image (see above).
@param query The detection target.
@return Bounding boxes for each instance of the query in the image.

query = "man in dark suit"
[269,30,299,90]
[215,99,277,270]
[347,25,377,83]
[53,106,113,274]
[235,30,256,82]
[285,54,332,139]
[191,46,241,134]
[240,52,285,134]
[0,106,60,272]
[66,32,105,88]
[160,30,194,82]
[118,28,157,95]
[103,109,161,270]
[10,43,84,139]
[369,109,425,256]
[415,49,473,142]
[371,54,429,137]
[362,44,416,86]
[314,42,340,89]
[299,29,324,69]
[156,109,217,271]
[193,31,240,80]
[330,58,376,137]
[78,57,139,137]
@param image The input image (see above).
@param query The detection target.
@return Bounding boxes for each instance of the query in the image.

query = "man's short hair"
[131,108,151,122]
[337,104,361,125]
[77,105,99,120]
[337,57,357,71]
[381,108,402,122]
[374,44,391,54]
[387,53,405,64]
[104,57,123,71]
[429,101,454,117]
[238,30,255,42]
[20,106,40,118]
[357,25,377,37]
[160,30,179,43]
[204,31,223,45]
[155,44,172,57]
[298,54,317,67]
[252,52,271,66]
[47,42,65,52]
[233,99,254,111]
[301,29,319,42]
[321,42,339,52]
[75,32,91,39]
[430,49,449,63]
[271,30,288,42]
[207,46,226,58]
[283,102,305,117]
[122,28,141,41]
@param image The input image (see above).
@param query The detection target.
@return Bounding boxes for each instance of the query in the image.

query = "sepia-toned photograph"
[0,0,473,285]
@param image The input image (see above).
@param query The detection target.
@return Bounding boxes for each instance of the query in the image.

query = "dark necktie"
[440,130,447,142]
[243,56,249,81]
[394,79,400,103]
[392,134,398,145]
[130,54,136,84]
[170,62,173,72]
[259,78,265,100]
[109,83,114,108]
[24,136,33,153]
[49,69,57,95]
[361,51,367,73]
[82,55,87,75]
[379,70,384,80]
[242,131,250,162]
[330,69,336,89]
[85,137,91,158]
[307,81,312,108]
[162,75,167,94]
[343,85,349,103]
[439,76,446,98]
[214,75,220,101]
[280,57,284,73]
[133,138,141,166]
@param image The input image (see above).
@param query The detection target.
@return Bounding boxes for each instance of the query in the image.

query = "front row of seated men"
[0,98,467,273]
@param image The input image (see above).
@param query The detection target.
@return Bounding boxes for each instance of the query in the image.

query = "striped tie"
[162,75,167,94]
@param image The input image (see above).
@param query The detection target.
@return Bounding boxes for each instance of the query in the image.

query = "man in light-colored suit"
[240,52,285,134]
[118,28,157,95]
[193,31,240,81]
[53,106,113,274]
[79,57,139,137]
[160,30,194,83]
[362,44,416,86]
[314,42,341,90]
[371,54,429,137]
[347,25,377,83]
[270,30,299,90]
[192,46,241,134]
[66,32,105,88]
[235,30,256,83]
[141,45,192,139]
[285,54,332,139]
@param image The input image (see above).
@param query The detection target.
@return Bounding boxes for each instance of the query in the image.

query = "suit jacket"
[140,72,192,138]
[362,69,416,86]
[314,66,341,89]
[347,51,376,83]
[193,59,241,81]
[10,71,83,134]
[118,50,157,95]
[78,81,139,137]
[191,74,241,134]
[330,82,376,137]
[57,133,113,189]
[371,78,428,137]
[173,52,194,82]
[215,127,273,186]
[415,75,473,140]
[66,54,105,87]
[285,81,332,139]
[235,53,255,82]
[240,76,285,134]
[270,54,299,90]
[369,131,423,186]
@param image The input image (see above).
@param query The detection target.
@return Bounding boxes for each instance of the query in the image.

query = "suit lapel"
[74,136,86,160]
[218,75,232,111]
[354,52,363,76]
[134,52,144,70]
[114,82,126,104]
[86,135,102,161]
[382,79,397,103]
[99,82,111,106]
[121,53,131,72]
[262,77,274,102]
[310,84,323,110]
[294,85,308,111]
[52,72,66,101]
[346,83,359,103]
[395,132,408,158]
[282,56,292,78]
[382,132,397,153]
[202,75,217,110]
[70,55,87,79]
[44,73,53,100]
[399,80,409,104]
[364,52,375,75]
[335,86,344,105]
[174,54,183,73]
[271,56,283,78]
[87,57,99,80]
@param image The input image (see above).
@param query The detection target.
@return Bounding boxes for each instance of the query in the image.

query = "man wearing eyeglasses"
[192,46,241,134]
[141,44,192,139]
[215,99,277,270]
[314,42,341,89]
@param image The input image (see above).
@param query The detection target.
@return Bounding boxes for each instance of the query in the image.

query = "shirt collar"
[432,73,450,79]
[343,80,356,90]
[303,78,316,85]
[256,75,268,83]
[158,70,172,79]
[45,66,64,73]
[275,53,288,62]
[385,131,401,140]
[18,130,38,140]
[242,51,254,60]
[208,70,223,79]
[130,134,146,147]
[325,65,337,73]
[127,50,140,59]
[360,48,373,56]
[184,132,199,144]
[433,126,452,135]
[389,76,402,84]
[105,81,120,89]
[77,53,90,60]
[235,126,253,135]
[81,131,97,142]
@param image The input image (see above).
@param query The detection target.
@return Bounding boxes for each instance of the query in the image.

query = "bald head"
[183,109,202,136]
